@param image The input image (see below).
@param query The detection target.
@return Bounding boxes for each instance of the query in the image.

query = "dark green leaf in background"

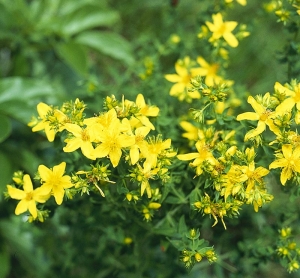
[55,42,88,76]
[61,8,119,37]
[0,114,11,143]
[75,31,135,65]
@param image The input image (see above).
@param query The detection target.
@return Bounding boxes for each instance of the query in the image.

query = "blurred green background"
[0,0,298,277]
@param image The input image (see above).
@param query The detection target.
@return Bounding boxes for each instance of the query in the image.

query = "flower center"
[81,129,90,141]
[25,192,33,201]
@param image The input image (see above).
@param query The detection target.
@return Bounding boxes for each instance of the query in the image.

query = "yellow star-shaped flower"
[38,162,74,205]
[7,174,50,218]
[269,144,300,185]
[237,93,278,140]
[206,13,239,48]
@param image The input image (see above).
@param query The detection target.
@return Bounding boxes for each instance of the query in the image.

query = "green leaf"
[75,31,134,65]
[0,100,36,124]
[168,239,185,251]
[61,8,119,37]
[0,151,13,202]
[0,77,57,104]
[178,215,188,234]
[55,42,88,76]
[0,114,11,143]
[0,251,10,278]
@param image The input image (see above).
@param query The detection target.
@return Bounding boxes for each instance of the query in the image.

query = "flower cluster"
[238,80,300,186]
[7,94,176,221]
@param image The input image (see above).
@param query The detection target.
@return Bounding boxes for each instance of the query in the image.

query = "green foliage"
[1,0,300,277]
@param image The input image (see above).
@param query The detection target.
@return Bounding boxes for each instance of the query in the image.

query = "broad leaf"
[61,8,119,37]
[75,31,134,65]
[55,42,88,76]
[0,114,11,143]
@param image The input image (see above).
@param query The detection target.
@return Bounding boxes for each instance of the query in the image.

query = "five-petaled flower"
[29,102,67,142]
[7,174,49,218]
[177,140,218,176]
[269,144,300,185]
[38,162,74,205]
[236,93,278,140]
[205,13,239,47]
[165,57,202,101]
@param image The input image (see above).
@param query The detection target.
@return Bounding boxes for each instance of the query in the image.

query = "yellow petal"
[81,141,96,160]
[28,200,38,218]
[44,125,56,142]
[136,94,146,107]
[223,32,238,47]
[109,148,122,167]
[164,74,182,83]
[65,123,83,137]
[169,83,186,96]
[52,162,66,177]
[15,199,28,215]
[175,63,188,77]
[224,21,238,32]
[38,165,52,182]
[130,145,140,165]
[37,102,52,118]
[63,138,82,152]
[236,112,259,121]
[94,144,110,158]
[177,153,199,161]
[23,174,33,192]
[282,144,293,159]
[119,134,136,148]
[280,167,292,185]
[269,158,287,169]
[274,82,294,96]
[247,96,264,114]
[196,56,209,67]
[52,187,64,205]
[7,185,26,200]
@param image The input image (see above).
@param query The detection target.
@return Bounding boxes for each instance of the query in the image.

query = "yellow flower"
[84,108,119,133]
[269,144,300,185]
[178,140,217,176]
[225,0,247,5]
[93,120,135,167]
[129,125,151,165]
[180,121,199,142]
[38,162,74,205]
[240,162,269,192]
[205,13,239,47]
[7,174,49,218]
[141,136,174,168]
[275,81,300,124]
[138,163,159,198]
[165,57,202,101]
[191,57,222,86]
[63,123,96,160]
[236,93,277,140]
[29,102,66,142]
[133,94,159,130]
